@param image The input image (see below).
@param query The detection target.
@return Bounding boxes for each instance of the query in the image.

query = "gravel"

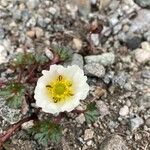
[0,0,150,149]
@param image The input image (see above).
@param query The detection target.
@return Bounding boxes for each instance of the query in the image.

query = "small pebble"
[84,129,94,140]
[119,105,129,117]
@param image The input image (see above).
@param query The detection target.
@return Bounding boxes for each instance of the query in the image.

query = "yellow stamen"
[46,75,74,103]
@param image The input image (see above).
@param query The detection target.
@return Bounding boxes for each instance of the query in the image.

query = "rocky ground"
[0,0,150,150]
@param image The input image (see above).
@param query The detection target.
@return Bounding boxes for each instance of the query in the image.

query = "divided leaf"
[12,52,49,67]
[53,46,72,61]
[85,102,99,124]
[30,120,62,145]
[0,82,25,109]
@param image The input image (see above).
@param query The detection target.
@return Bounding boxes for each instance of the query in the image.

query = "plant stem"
[0,113,37,149]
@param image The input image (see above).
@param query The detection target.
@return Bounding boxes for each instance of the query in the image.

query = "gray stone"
[134,0,150,8]
[37,17,47,28]
[0,27,5,39]
[85,52,115,66]
[71,53,84,69]
[12,10,22,21]
[26,0,40,9]
[84,63,105,78]
[22,10,30,23]
[113,24,122,35]
[141,70,150,79]
[137,93,150,109]
[130,9,150,33]
[99,135,128,150]
[112,72,128,88]
[145,117,150,127]
[76,0,91,17]
[96,100,110,117]
[130,115,144,131]
[108,14,119,26]
[103,71,114,84]
[144,30,150,42]
[126,36,141,50]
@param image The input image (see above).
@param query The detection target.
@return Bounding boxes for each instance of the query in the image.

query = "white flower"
[34,65,89,114]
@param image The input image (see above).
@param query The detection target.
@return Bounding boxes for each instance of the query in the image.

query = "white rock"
[26,0,40,9]
[130,115,144,131]
[0,45,7,64]
[45,48,54,60]
[134,48,150,63]
[119,105,129,117]
[90,34,99,46]
[141,42,150,52]
[84,129,94,140]
[76,113,85,124]
[35,27,44,38]
[22,120,34,129]
[66,3,78,19]
[99,0,111,10]
[49,7,57,15]
[91,0,97,5]
[73,38,82,51]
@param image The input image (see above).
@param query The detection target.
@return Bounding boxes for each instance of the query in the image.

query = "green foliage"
[0,82,25,109]
[12,52,49,67]
[53,46,72,61]
[30,120,62,145]
[85,102,99,124]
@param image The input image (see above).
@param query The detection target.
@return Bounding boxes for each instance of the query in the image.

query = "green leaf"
[85,102,99,124]
[0,82,25,109]
[29,120,62,145]
[12,52,49,67]
[53,46,72,61]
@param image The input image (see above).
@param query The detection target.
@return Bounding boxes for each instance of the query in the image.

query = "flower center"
[46,75,74,103]
[54,83,66,95]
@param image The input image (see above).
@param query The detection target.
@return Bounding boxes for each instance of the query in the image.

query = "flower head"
[34,65,89,114]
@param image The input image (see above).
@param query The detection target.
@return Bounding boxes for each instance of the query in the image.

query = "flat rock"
[99,135,128,150]
[85,53,115,66]
[84,63,105,78]
[130,9,150,33]
[71,53,84,69]
[130,115,144,131]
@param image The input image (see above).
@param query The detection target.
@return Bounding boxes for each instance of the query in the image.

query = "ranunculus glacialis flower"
[34,65,89,114]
